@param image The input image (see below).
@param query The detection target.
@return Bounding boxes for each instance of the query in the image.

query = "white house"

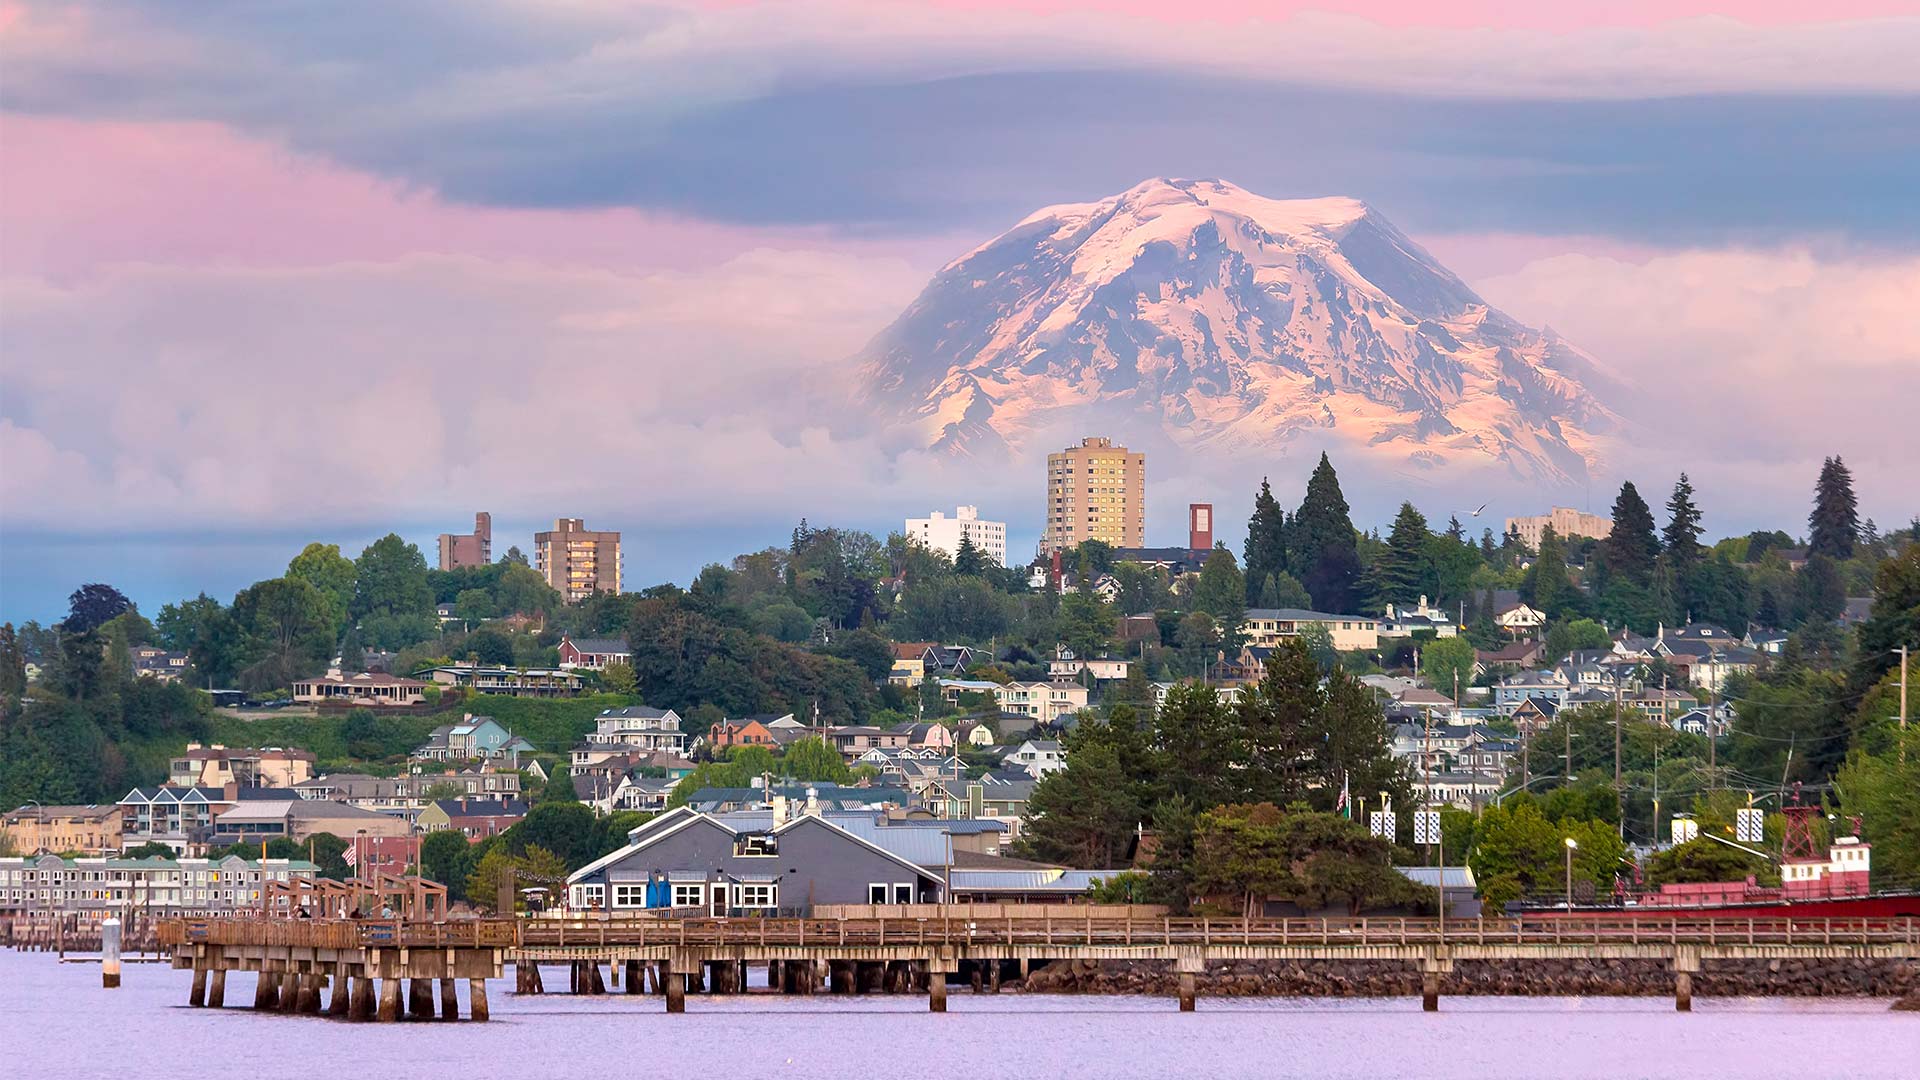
[1006,740,1066,778]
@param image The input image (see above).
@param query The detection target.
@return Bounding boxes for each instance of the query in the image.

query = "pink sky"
[804,0,1912,29]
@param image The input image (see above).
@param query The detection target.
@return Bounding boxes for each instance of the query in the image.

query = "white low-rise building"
[905,505,1008,566]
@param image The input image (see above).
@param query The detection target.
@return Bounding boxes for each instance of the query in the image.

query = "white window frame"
[735,883,775,908]
[612,883,647,908]
[868,883,890,904]
[581,883,605,909]
[892,883,914,904]
[672,883,704,908]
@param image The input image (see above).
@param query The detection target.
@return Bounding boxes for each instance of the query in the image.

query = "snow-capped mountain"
[857,178,1618,483]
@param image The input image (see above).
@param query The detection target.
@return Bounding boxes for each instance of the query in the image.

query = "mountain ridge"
[858,177,1618,483]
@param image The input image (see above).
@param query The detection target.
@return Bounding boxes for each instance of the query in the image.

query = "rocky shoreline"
[1019,958,1920,999]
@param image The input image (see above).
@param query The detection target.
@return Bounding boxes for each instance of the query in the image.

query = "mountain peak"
[860,179,1615,484]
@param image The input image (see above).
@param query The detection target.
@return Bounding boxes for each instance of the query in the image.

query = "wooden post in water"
[349,975,375,1021]
[468,979,489,1022]
[626,960,642,995]
[1422,971,1441,1012]
[928,967,947,1013]
[665,965,685,1014]
[327,964,351,1016]
[188,966,207,1007]
[376,978,401,1022]
[440,977,459,1019]
[1675,971,1693,1012]
[207,968,226,1009]
[408,978,434,1018]
[1177,972,1196,1012]
[100,918,122,989]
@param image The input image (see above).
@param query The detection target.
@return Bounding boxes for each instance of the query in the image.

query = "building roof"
[429,798,529,818]
[565,637,629,654]
[295,671,428,689]
[1244,607,1367,622]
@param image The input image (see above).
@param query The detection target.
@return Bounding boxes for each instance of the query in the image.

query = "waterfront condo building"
[1505,507,1612,550]
[535,518,623,600]
[905,505,1008,566]
[1044,437,1145,554]
[437,511,492,570]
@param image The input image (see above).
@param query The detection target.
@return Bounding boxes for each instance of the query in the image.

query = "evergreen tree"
[1755,587,1781,629]
[1374,502,1433,608]
[1193,546,1248,645]
[1794,554,1846,625]
[1242,478,1288,605]
[1292,453,1362,613]
[1259,571,1312,609]
[1445,515,1466,543]
[1662,474,1704,573]
[1522,526,1574,619]
[1808,456,1860,560]
[952,533,985,576]
[1601,481,1660,585]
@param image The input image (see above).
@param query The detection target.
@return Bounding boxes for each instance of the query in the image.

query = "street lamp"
[1492,774,1558,807]
[1563,837,1579,909]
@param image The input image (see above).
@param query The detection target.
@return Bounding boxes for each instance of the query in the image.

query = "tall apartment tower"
[1044,437,1145,554]
[437,511,492,570]
[905,505,1009,566]
[1189,503,1213,552]
[534,518,623,601]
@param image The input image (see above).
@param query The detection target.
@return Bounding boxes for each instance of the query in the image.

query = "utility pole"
[1707,647,1719,788]
[1564,712,1573,781]
[1898,645,1909,764]
[1613,679,1624,839]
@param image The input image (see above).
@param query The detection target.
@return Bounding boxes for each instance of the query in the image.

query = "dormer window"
[734,834,778,857]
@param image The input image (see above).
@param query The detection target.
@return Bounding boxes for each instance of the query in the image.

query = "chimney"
[771,794,789,828]
[804,787,820,816]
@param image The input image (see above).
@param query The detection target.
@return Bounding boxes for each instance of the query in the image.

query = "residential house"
[566,805,946,914]
[1242,608,1381,652]
[293,671,428,708]
[116,785,294,852]
[1510,696,1560,736]
[130,646,191,682]
[1651,623,1760,691]
[937,679,1002,706]
[1006,739,1065,778]
[423,665,585,698]
[208,798,410,846]
[890,722,956,752]
[888,643,933,687]
[411,715,536,763]
[1378,596,1458,639]
[1149,681,1247,709]
[293,768,521,816]
[1416,772,1505,809]
[1494,670,1572,715]
[957,717,998,747]
[679,783,912,815]
[995,681,1090,725]
[1493,602,1547,638]
[1475,640,1544,674]
[709,718,778,751]
[579,706,687,755]
[1,805,122,856]
[827,726,909,759]
[168,744,315,789]
[1047,648,1132,682]
[416,798,529,840]
[558,635,631,671]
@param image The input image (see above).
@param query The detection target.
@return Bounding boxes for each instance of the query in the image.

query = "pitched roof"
[565,637,630,654]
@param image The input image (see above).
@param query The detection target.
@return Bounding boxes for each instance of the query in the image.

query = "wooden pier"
[155,912,1920,1018]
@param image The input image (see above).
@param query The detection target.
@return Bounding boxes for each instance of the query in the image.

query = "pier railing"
[158,913,1920,952]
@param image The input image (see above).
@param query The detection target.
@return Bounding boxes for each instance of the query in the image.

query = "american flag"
[1335,772,1351,820]
[343,843,357,867]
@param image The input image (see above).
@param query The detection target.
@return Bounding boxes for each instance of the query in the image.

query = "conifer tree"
[1523,526,1573,619]
[952,533,985,576]
[1662,474,1704,572]
[1600,481,1660,585]
[1374,502,1434,608]
[1292,453,1361,613]
[1808,456,1859,560]
[1242,478,1288,605]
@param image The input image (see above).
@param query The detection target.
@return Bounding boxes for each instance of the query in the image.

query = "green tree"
[1834,730,1920,884]
[287,542,357,632]
[536,766,579,805]
[1522,526,1575,619]
[229,576,335,691]
[63,583,132,634]
[1420,635,1476,703]
[1056,590,1117,661]
[825,628,895,683]
[1292,453,1361,613]
[1374,502,1434,608]
[781,736,851,783]
[419,830,471,886]
[952,533,986,576]
[1855,545,1920,685]
[1242,477,1288,605]
[599,661,639,695]
[1644,837,1772,887]
[1193,546,1247,644]
[352,533,438,649]
[1189,803,1425,917]
[1017,718,1154,868]
[453,588,497,623]
[1468,800,1625,901]
[509,803,601,868]
[1601,481,1660,586]
[1543,618,1610,661]
[1808,455,1859,560]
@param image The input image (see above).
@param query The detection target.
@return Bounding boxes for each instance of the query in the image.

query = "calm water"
[4,952,1913,1080]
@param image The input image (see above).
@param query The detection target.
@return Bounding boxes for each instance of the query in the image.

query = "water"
[4,952,1913,1080]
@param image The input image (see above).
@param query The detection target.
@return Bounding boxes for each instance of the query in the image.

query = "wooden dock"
[155,912,1920,1017]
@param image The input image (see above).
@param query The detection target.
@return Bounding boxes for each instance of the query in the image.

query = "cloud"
[4,4,1918,241]
[1476,247,1920,532]
[0,248,939,532]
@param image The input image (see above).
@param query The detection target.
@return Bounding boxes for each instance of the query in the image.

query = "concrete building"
[0,853,318,917]
[534,517,623,600]
[1242,608,1381,652]
[0,805,122,856]
[905,505,1008,566]
[437,511,492,570]
[1505,507,1613,550]
[1044,437,1145,554]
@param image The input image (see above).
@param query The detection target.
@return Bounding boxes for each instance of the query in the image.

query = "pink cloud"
[774,1,1913,31]
[0,113,939,280]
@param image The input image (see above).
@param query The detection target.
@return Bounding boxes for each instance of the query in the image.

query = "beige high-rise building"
[534,518,623,600]
[1505,507,1613,550]
[1044,437,1145,554]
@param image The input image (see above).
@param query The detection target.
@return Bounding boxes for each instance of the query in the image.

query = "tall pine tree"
[1374,502,1434,608]
[1242,477,1288,605]
[1600,481,1660,585]
[1522,525,1574,619]
[1808,456,1859,560]
[1292,453,1362,614]
[1661,474,1704,623]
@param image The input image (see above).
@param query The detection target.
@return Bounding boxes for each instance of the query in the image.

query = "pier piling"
[101,918,121,990]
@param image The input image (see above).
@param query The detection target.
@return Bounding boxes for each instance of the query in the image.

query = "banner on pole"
[1413,810,1441,846]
